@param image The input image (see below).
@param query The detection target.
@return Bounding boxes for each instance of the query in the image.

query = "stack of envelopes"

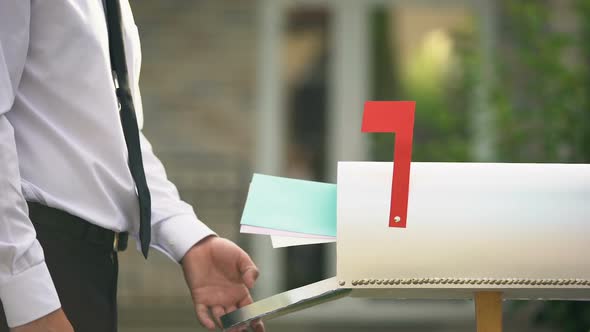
[240,174,337,247]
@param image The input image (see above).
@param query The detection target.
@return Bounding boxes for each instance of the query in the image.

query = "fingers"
[196,304,215,330]
[238,293,254,308]
[242,268,259,289]
[251,319,266,332]
[211,305,226,328]
[226,305,237,314]
[225,323,249,332]
[205,302,259,332]
[222,306,246,332]
[238,252,259,289]
[237,295,265,331]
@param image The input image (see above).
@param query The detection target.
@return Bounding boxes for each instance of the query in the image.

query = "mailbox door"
[221,277,350,330]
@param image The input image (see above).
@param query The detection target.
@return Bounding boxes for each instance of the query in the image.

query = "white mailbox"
[337,162,590,300]
[222,102,590,331]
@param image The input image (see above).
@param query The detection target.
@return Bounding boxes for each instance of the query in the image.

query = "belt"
[27,202,128,252]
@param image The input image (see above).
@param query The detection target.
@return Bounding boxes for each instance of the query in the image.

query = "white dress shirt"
[0,0,215,327]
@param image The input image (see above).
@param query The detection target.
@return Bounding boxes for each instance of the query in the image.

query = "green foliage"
[576,0,590,162]
[494,1,590,330]
[369,7,473,163]
[494,0,590,164]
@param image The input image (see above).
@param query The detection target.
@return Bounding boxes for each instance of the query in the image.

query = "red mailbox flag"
[362,101,415,228]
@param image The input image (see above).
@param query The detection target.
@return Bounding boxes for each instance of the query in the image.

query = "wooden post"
[475,292,503,332]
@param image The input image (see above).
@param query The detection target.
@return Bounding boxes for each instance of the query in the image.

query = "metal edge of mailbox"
[221,277,351,330]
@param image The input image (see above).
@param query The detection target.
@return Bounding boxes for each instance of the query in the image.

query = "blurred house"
[118,0,586,331]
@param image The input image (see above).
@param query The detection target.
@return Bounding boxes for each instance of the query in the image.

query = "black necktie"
[104,0,151,258]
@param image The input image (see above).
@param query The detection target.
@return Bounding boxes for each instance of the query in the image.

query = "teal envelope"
[240,174,337,237]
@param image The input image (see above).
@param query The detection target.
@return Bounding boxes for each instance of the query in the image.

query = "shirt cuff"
[0,262,61,328]
[151,214,216,262]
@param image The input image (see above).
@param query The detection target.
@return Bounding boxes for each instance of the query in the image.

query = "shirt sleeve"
[140,133,216,262]
[0,1,61,328]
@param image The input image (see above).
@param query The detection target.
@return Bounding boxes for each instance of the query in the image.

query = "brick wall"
[132,0,257,239]
[118,0,257,306]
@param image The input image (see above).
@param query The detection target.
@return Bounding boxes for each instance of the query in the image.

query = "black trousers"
[0,218,119,332]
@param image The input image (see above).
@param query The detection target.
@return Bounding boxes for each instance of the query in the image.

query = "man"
[0,1,263,331]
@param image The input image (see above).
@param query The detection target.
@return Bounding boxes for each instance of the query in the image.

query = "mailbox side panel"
[336,162,590,300]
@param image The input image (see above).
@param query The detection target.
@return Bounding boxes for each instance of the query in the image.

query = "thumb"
[238,251,259,289]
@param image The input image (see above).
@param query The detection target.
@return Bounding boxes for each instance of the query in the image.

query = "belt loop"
[113,233,120,252]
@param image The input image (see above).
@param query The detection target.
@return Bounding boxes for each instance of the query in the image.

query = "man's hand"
[182,236,265,331]
[10,308,74,332]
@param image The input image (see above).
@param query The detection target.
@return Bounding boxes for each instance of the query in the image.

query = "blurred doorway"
[282,7,332,290]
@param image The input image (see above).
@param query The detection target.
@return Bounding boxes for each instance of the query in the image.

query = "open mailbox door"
[221,278,350,330]
[222,102,590,331]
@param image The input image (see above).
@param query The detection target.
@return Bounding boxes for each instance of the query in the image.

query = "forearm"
[0,116,61,328]
[10,309,73,332]
[139,133,216,262]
